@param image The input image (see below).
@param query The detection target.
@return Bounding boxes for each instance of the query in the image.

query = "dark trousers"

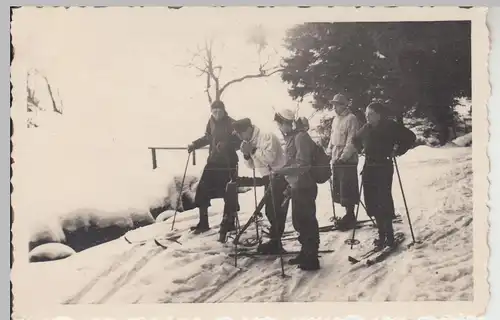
[291,184,319,254]
[194,161,238,210]
[262,174,289,241]
[362,161,395,240]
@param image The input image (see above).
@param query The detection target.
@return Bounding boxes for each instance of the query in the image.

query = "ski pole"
[171,152,191,231]
[348,173,364,249]
[359,200,377,227]
[268,166,286,278]
[252,168,260,243]
[393,157,418,245]
[329,176,337,222]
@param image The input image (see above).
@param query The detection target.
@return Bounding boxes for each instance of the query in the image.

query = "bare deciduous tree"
[181,26,283,105]
[26,69,64,128]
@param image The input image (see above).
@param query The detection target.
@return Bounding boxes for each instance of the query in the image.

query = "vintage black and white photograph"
[11,6,489,319]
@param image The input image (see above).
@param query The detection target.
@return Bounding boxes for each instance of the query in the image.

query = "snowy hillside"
[22,145,473,303]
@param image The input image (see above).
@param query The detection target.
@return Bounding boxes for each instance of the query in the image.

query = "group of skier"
[186,94,417,271]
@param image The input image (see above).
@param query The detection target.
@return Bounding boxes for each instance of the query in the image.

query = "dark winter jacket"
[352,119,417,164]
[191,115,241,166]
[275,130,316,190]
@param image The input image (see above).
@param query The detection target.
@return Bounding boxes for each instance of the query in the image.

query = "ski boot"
[219,180,239,242]
[218,213,238,243]
[288,251,305,265]
[191,222,210,234]
[385,232,396,248]
[190,208,210,234]
[335,213,356,231]
[257,239,286,255]
[373,238,386,251]
[298,253,320,271]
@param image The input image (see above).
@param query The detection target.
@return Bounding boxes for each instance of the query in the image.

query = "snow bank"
[29,243,76,263]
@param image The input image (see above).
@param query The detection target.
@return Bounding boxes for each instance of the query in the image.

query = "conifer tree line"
[280,21,471,146]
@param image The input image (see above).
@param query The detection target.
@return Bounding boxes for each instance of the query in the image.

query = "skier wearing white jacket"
[232,118,289,255]
[327,93,362,231]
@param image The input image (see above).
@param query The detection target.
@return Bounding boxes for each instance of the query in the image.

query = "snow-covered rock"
[29,208,154,252]
[28,217,67,252]
[451,132,472,147]
[29,243,76,263]
[148,173,197,217]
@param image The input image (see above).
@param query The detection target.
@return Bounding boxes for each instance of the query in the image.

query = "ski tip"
[165,235,182,245]
[154,239,168,249]
[123,236,132,244]
[348,256,360,264]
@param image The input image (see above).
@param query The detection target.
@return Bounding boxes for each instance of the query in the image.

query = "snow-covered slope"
[22,145,473,303]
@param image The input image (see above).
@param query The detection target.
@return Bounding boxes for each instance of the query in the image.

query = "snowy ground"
[21,145,473,303]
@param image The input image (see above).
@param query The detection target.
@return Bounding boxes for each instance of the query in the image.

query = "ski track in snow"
[26,146,474,303]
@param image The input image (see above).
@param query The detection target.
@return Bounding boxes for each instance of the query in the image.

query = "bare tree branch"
[27,71,42,112]
[214,65,223,78]
[26,69,65,128]
[175,58,208,76]
[220,67,283,94]
[205,72,213,104]
[257,53,273,73]
[40,74,63,115]
[174,47,205,71]
[27,118,38,128]
[28,69,63,114]
[27,87,39,112]
[180,34,283,104]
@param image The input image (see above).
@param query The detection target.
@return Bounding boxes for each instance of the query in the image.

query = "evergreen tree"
[281,21,471,145]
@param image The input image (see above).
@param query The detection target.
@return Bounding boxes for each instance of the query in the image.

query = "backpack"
[309,138,332,184]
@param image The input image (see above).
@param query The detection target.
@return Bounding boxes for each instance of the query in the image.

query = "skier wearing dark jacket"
[273,109,320,271]
[351,102,416,249]
[187,100,242,234]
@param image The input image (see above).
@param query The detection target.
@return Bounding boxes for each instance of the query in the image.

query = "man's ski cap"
[297,116,309,130]
[274,108,295,123]
[211,100,225,110]
[331,93,349,106]
[232,118,253,133]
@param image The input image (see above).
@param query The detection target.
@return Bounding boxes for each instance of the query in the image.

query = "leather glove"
[283,186,292,198]
[187,144,195,153]
[391,144,401,157]
[240,141,253,156]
